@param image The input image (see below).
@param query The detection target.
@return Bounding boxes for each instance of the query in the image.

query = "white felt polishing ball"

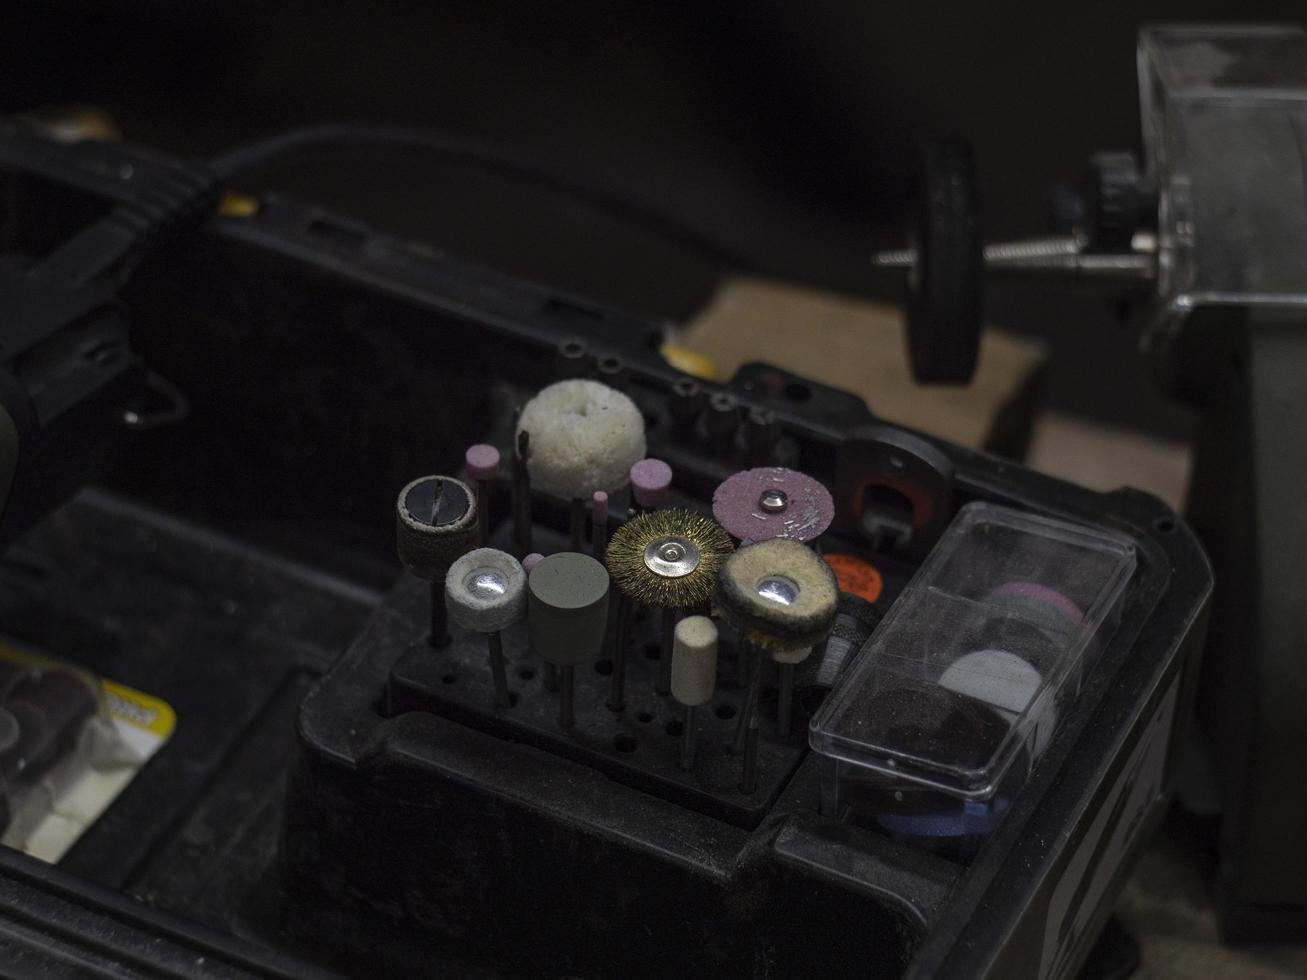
[516,380,647,498]
[445,548,527,634]
[770,645,813,666]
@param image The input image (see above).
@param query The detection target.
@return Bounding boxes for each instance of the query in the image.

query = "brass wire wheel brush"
[605,509,734,609]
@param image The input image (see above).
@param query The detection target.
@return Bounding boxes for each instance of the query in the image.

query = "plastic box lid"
[809,502,1136,801]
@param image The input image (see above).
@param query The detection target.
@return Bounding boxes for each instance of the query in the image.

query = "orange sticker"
[824,553,883,603]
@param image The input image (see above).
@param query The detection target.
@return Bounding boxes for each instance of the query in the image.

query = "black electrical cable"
[208,123,758,269]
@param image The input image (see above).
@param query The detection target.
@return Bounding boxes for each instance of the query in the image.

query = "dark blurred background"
[0,1,1296,439]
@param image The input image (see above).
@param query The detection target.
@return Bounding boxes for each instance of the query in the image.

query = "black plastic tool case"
[0,125,1211,978]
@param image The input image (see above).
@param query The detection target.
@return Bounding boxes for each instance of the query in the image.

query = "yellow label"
[102,680,177,739]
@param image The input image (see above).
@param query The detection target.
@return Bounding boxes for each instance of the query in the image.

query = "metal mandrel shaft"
[738,640,755,687]
[512,429,532,556]
[429,579,450,649]
[476,480,490,547]
[560,665,575,729]
[680,704,698,772]
[591,497,608,562]
[607,596,631,712]
[777,661,795,737]
[569,497,586,552]
[740,711,759,794]
[656,607,676,695]
[487,631,510,709]
[732,644,763,755]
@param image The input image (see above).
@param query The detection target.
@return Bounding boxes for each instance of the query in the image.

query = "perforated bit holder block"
[382,533,805,827]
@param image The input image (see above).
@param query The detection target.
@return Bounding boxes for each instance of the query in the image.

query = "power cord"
[208,123,755,269]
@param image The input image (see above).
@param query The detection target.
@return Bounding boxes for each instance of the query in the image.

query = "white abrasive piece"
[670,616,719,707]
[516,379,646,498]
[445,548,527,634]
[770,645,813,666]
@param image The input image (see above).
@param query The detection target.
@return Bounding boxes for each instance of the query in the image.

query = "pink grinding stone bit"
[592,490,609,520]
[712,467,834,544]
[630,458,673,508]
[464,444,501,481]
[522,552,545,574]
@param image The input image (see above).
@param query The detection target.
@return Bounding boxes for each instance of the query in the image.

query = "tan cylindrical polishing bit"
[670,615,719,771]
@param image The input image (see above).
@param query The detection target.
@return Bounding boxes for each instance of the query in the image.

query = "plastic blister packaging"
[809,502,1136,860]
[0,657,104,848]
[0,641,175,862]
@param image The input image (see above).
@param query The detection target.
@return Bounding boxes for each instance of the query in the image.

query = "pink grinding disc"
[712,467,834,544]
[630,458,673,508]
[464,444,501,481]
[522,552,545,574]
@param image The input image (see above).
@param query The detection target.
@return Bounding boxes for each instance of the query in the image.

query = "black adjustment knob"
[1083,151,1144,252]
[903,139,983,385]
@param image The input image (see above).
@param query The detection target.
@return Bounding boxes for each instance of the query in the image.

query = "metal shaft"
[656,607,676,695]
[476,479,490,547]
[543,661,559,693]
[512,429,532,556]
[737,638,755,688]
[680,704,698,772]
[429,579,450,648]
[487,631,510,709]
[592,507,607,562]
[740,711,759,794]
[569,497,586,552]
[560,665,575,729]
[607,596,630,712]
[777,662,794,737]
[874,235,1155,281]
[732,644,763,755]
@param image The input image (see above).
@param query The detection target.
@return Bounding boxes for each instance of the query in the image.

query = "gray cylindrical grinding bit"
[527,551,611,667]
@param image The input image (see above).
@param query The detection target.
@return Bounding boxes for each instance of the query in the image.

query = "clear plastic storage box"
[809,502,1136,859]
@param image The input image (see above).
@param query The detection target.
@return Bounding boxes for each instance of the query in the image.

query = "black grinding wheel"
[904,139,983,384]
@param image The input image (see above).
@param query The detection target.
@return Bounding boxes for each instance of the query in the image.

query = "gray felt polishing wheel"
[716,538,839,653]
[445,548,527,634]
[527,552,611,666]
